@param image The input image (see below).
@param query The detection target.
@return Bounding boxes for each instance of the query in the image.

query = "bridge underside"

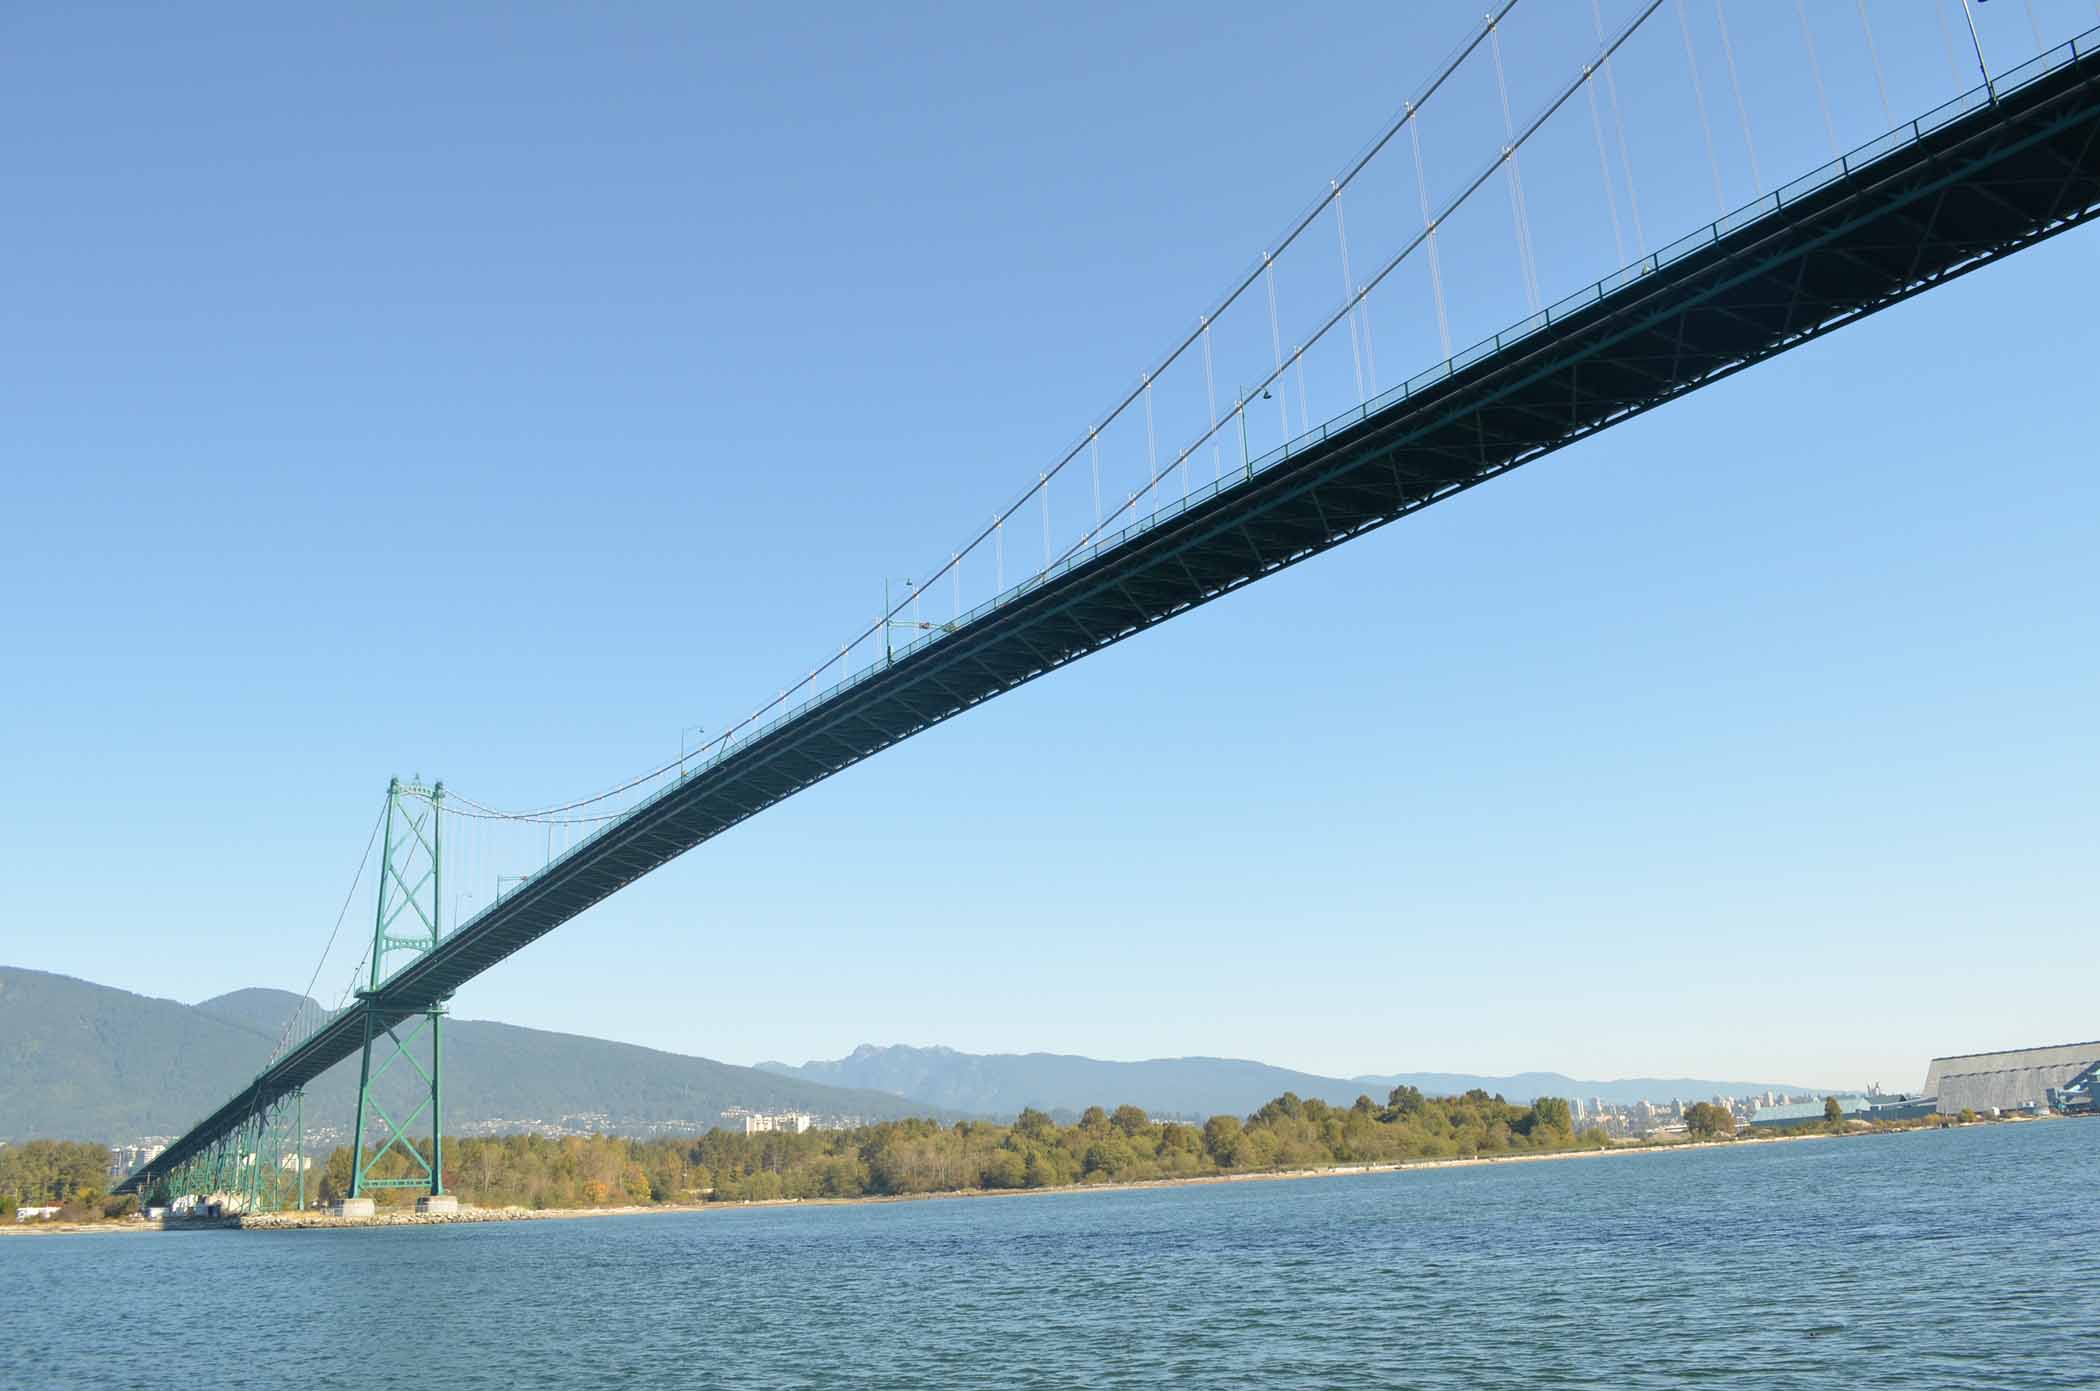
[125,43,2100,1195]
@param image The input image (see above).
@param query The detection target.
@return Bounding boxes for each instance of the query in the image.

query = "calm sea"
[7,1119,2095,1389]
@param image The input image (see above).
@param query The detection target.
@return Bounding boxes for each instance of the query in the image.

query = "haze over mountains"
[0,967,937,1144]
[757,1045,1813,1119]
[2,966,1813,1145]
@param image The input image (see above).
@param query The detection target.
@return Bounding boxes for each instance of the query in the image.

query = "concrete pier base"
[334,1198,376,1218]
[416,1195,460,1215]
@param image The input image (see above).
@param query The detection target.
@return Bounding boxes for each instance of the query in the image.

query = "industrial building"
[1746,1096,1865,1129]
[1922,1040,2100,1115]
[1745,1094,1937,1129]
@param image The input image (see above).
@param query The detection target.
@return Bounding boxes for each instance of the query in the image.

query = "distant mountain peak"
[762,1043,1819,1120]
[192,987,321,1042]
[0,966,950,1145]
[847,1042,960,1061]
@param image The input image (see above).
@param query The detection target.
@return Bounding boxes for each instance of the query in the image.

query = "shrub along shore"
[10,1087,1991,1228]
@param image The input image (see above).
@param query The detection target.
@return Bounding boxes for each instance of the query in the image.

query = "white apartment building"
[730,1111,814,1136]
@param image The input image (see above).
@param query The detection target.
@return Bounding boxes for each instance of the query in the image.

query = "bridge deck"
[126,35,2100,1193]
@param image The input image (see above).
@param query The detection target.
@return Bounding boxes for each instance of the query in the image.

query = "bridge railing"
[375,22,2099,1005]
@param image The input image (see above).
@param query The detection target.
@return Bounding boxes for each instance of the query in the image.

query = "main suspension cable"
[270,798,387,1063]
[1048,0,1667,574]
[439,1,1530,825]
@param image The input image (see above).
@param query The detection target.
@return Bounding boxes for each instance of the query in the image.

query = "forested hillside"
[0,967,938,1142]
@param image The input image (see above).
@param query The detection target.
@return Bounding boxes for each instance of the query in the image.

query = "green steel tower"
[346,777,451,1205]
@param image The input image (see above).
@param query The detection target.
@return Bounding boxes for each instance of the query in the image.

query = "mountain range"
[757,1044,1813,1119]
[0,967,941,1144]
[1,966,1816,1146]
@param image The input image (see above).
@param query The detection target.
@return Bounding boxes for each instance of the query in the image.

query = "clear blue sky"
[5,1,2095,1094]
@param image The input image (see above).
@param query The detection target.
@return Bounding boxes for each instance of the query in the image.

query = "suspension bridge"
[122,2,2100,1212]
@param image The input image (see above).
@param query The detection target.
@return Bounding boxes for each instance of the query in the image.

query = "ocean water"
[7,1119,2095,1389]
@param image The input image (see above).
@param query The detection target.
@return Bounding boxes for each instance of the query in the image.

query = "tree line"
[304,1087,1610,1209]
[15,1086,1984,1220]
[0,1140,127,1219]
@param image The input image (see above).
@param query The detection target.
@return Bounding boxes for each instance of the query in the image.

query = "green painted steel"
[121,31,2100,1199]
[349,780,448,1201]
[144,1087,304,1215]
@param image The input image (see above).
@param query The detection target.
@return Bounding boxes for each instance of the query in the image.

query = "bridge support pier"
[345,777,452,1206]
[347,1002,449,1201]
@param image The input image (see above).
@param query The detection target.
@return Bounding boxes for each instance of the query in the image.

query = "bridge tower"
[343,777,455,1213]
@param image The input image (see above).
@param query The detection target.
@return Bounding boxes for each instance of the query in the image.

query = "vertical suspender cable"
[1677,0,1727,213]
[1594,0,1646,258]
[440,0,1635,793]
[1936,0,1965,86]
[758,5,1525,727]
[1089,429,1102,533]
[1957,0,1995,101]
[282,800,386,1067]
[1036,0,1668,584]
[1040,474,1050,572]
[1360,293,1378,398]
[1857,0,1894,126]
[1141,373,1159,515]
[1292,345,1311,432]
[1332,182,1366,403]
[1584,61,1627,266]
[951,555,960,620]
[1407,107,1453,358]
[1490,18,1543,312]
[1201,321,1221,481]
[2024,0,2044,49]
[1797,0,1840,157]
[1262,254,1288,441]
[1347,190,1379,397]
[1713,0,1761,193]
[995,518,1003,593]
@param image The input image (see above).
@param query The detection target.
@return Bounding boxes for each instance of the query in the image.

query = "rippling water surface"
[8,1120,2095,1389]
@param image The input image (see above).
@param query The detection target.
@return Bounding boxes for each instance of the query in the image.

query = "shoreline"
[10,1119,2005,1237]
